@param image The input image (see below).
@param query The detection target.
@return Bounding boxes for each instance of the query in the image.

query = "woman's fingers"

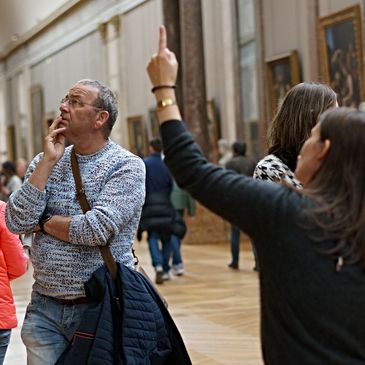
[158,25,167,54]
[147,24,178,86]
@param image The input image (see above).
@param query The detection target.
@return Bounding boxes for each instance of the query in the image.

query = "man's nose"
[59,102,69,113]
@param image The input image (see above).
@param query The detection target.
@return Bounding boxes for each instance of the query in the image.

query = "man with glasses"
[5,79,146,365]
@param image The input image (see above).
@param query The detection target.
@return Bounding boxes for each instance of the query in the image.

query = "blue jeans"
[147,231,172,272]
[0,329,11,365]
[230,225,241,264]
[171,234,182,265]
[171,210,183,266]
[230,225,258,266]
[21,291,91,365]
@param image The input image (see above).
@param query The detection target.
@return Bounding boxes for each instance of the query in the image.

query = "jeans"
[171,210,183,266]
[171,234,182,265]
[230,225,258,267]
[147,231,172,272]
[230,225,241,264]
[0,329,11,365]
[21,291,91,365]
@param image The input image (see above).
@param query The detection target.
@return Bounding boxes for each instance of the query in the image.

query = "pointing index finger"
[158,25,167,53]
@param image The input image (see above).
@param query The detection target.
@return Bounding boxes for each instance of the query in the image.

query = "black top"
[161,120,365,365]
[144,152,172,194]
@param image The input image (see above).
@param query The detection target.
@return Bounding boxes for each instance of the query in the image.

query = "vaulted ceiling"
[0,0,69,55]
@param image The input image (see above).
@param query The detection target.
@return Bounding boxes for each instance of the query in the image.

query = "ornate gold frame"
[266,50,301,118]
[319,5,364,106]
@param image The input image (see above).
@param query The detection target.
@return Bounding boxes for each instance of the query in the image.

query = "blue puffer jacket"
[55,263,192,365]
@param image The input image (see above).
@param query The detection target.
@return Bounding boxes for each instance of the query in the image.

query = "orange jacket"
[0,201,28,329]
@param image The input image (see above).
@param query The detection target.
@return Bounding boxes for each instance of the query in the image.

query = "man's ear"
[318,139,331,160]
[95,110,109,130]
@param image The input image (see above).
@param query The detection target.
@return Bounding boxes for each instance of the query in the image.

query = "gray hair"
[77,79,118,136]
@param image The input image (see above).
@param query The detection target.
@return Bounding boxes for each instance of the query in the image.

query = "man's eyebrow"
[68,93,82,99]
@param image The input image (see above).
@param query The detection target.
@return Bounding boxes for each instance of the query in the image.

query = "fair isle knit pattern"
[253,154,302,189]
[5,140,145,299]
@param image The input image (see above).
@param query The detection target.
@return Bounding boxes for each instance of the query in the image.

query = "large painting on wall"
[319,5,363,107]
[266,50,301,118]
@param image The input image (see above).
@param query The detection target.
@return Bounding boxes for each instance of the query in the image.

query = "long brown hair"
[268,82,337,171]
[304,108,365,267]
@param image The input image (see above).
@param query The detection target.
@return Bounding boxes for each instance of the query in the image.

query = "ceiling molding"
[0,0,147,62]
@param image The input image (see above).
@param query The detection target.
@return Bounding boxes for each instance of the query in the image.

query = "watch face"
[157,98,176,110]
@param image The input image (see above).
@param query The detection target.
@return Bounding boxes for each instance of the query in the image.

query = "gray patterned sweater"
[5,140,145,299]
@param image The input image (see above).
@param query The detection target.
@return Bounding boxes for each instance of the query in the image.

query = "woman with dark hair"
[146,25,365,364]
[254,82,337,187]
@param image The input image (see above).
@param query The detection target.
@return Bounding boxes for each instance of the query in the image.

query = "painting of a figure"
[267,51,301,117]
[319,5,363,107]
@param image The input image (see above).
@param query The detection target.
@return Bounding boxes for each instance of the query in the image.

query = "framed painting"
[319,5,363,107]
[127,115,147,158]
[266,50,301,117]
[30,85,44,154]
[6,126,15,162]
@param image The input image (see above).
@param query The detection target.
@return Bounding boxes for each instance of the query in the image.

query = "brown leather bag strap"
[70,148,118,280]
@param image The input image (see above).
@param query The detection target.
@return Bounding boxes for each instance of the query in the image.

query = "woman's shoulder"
[254,154,302,188]
[254,154,288,180]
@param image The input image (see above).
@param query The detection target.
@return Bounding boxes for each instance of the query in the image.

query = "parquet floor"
[6,238,263,365]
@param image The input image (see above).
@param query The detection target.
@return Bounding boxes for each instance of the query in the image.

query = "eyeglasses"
[60,96,103,110]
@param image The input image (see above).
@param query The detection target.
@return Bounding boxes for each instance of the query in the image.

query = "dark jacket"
[225,155,256,176]
[144,153,172,194]
[56,263,192,365]
[138,191,186,239]
[160,120,365,365]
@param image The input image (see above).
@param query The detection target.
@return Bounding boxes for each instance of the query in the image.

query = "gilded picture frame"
[319,5,364,107]
[266,50,301,118]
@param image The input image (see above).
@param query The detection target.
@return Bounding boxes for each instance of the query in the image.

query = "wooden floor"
[6,238,263,365]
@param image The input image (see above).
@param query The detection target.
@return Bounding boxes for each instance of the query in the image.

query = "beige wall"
[263,0,317,81]
[123,0,162,130]
[202,0,238,143]
[31,31,104,115]
[1,0,149,159]
[319,0,361,16]
[1,0,365,161]
[0,0,69,52]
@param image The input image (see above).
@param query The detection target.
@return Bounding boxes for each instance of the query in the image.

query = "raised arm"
[147,25,181,123]
[146,26,297,244]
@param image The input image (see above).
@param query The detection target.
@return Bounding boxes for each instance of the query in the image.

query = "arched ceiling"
[0,0,70,55]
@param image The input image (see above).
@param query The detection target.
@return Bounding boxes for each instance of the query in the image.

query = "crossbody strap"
[70,148,118,280]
